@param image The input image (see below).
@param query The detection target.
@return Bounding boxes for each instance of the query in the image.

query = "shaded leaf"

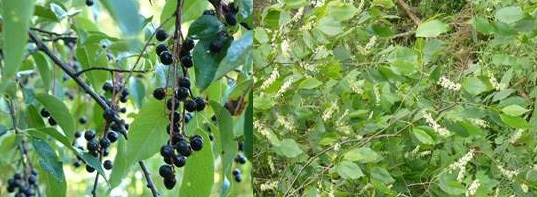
[416,20,450,37]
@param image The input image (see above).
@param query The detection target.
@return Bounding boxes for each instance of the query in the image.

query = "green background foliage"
[254,0,537,196]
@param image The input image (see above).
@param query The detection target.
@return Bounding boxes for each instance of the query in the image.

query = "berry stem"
[74,67,148,77]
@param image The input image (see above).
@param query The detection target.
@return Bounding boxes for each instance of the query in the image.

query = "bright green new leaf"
[299,78,323,89]
[462,77,492,96]
[416,20,450,37]
[370,167,395,185]
[273,138,303,158]
[500,114,530,129]
[2,0,35,79]
[412,128,435,144]
[495,6,524,24]
[501,105,529,117]
[343,147,383,163]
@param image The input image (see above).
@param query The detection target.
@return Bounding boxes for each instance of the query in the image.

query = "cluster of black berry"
[223,2,239,26]
[232,142,247,182]
[154,28,195,69]
[6,170,38,197]
[40,108,57,126]
[100,81,130,135]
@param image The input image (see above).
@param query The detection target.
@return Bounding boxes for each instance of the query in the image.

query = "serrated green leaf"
[35,93,75,140]
[2,0,35,79]
[416,20,450,37]
[109,98,168,187]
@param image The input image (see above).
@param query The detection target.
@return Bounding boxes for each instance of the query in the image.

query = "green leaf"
[129,77,146,108]
[33,52,52,92]
[188,15,224,39]
[336,161,364,179]
[372,0,395,8]
[370,167,395,185]
[272,138,303,158]
[283,0,308,9]
[27,105,46,129]
[495,6,524,24]
[299,78,323,89]
[214,31,253,81]
[462,77,492,96]
[316,16,343,36]
[343,147,383,163]
[32,138,66,196]
[416,20,450,38]
[100,0,143,35]
[210,101,237,195]
[193,34,231,91]
[473,17,495,35]
[50,3,67,20]
[178,128,215,197]
[160,0,208,29]
[412,128,435,144]
[110,98,168,187]
[1,0,35,79]
[31,138,64,180]
[327,1,359,21]
[501,105,529,117]
[500,114,530,129]
[438,174,465,195]
[244,91,253,159]
[35,93,75,140]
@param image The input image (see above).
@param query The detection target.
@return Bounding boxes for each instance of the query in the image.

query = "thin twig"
[28,30,129,139]
[139,161,159,197]
[30,27,72,36]
[75,66,148,77]
[396,0,420,25]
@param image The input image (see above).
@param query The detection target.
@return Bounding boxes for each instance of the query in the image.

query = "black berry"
[75,131,82,138]
[235,154,247,164]
[160,144,175,158]
[102,82,113,92]
[103,160,113,170]
[120,107,127,113]
[184,113,193,124]
[194,97,206,111]
[86,165,95,173]
[164,178,176,190]
[225,13,237,26]
[103,109,115,121]
[156,44,169,55]
[210,41,223,53]
[203,10,215,15]
[86,0,94,6]
[232,169,240,176]
[190,135,203,151]
[160,51,173,65]
[28,175,37,185]
[170,111,181,123]
[171,133,185,145]
[167,123,180,134]
[180,55,193,68]
[159,165,174,179]
[40,108,50,117]
[48,117,57,126]
[183,38,195,51]
[175,87,190,101]
[178,78,191,89]
[155,29,168,42]
[166,98,179,111]
[238,141,244,152]
[107,131,119,142]
[185,100,197,112]
[173,155,186,168]
[100,137,111,149]
[234,174,242,182]
[85,130,96,140]
[153,87,166,100]
[175,140,192,157]
[79,116,87,124]
[87,139,99,152]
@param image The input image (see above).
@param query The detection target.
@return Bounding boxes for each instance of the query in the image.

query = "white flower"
[322,101,338,121]
[465,179,481,197]
[275,79,293,97]
[521,183,529,193]
[260,69,279,90]
[509,129,523,144]
[364,36,377,51]
[438,76,461,91]
[373,85,381,105]
[260,181,279,191]
[277,114,295,131]
[469,118,489,128]
[497,164,518,179]
[449,149,475,182]
[423,112,452,137]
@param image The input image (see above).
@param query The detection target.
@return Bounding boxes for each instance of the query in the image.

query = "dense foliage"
[254,0,537,196]
[0,0,252,196]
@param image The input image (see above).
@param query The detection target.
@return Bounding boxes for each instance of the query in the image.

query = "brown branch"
[75,66,148,77]
[396,0,420,25]
[139,161,159,197]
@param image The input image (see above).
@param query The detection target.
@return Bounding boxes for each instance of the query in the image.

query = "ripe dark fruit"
[102,82,113,92]
[153,87,166,100]
[75,131,82,138]
[28,175,37,185]
[235,154,247,164]
[180,55,193,68]
[164,178,176,190]
[120,107,127,113]
[173,155,186,167]
[79,116,87,124]
[167,123,180,134]
[185,100,197,112]
[190,135,203,151]
[194,97,206,111]
[48,117,57,126]
[120,96,128,103]
[166,98,179,111]
[155,29,169,42]
[203,10,215,15]
[159,51,173,65]
[175,140,192,157]
[225,13,237,26]
[40,108,50,117]
[85,130,96,140]
[107,131,119,142]
[86,165,95,173]
[87,140,99,152]
[175,87,189,101]
[86,0,94,6]
[210,41,223,53]
[234,174,242,182]
[103,160,113,170]
[232,169,240,176]
[238,141,244,152]
[156,44,169,55]
[183,38,195,51]
[100,137,111,149]
[178,78,191,89]
[161,144,175,158]
[159,165,174,179]
[170,111,181,123]
[185,113,193,124]
[103,109,115,121]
